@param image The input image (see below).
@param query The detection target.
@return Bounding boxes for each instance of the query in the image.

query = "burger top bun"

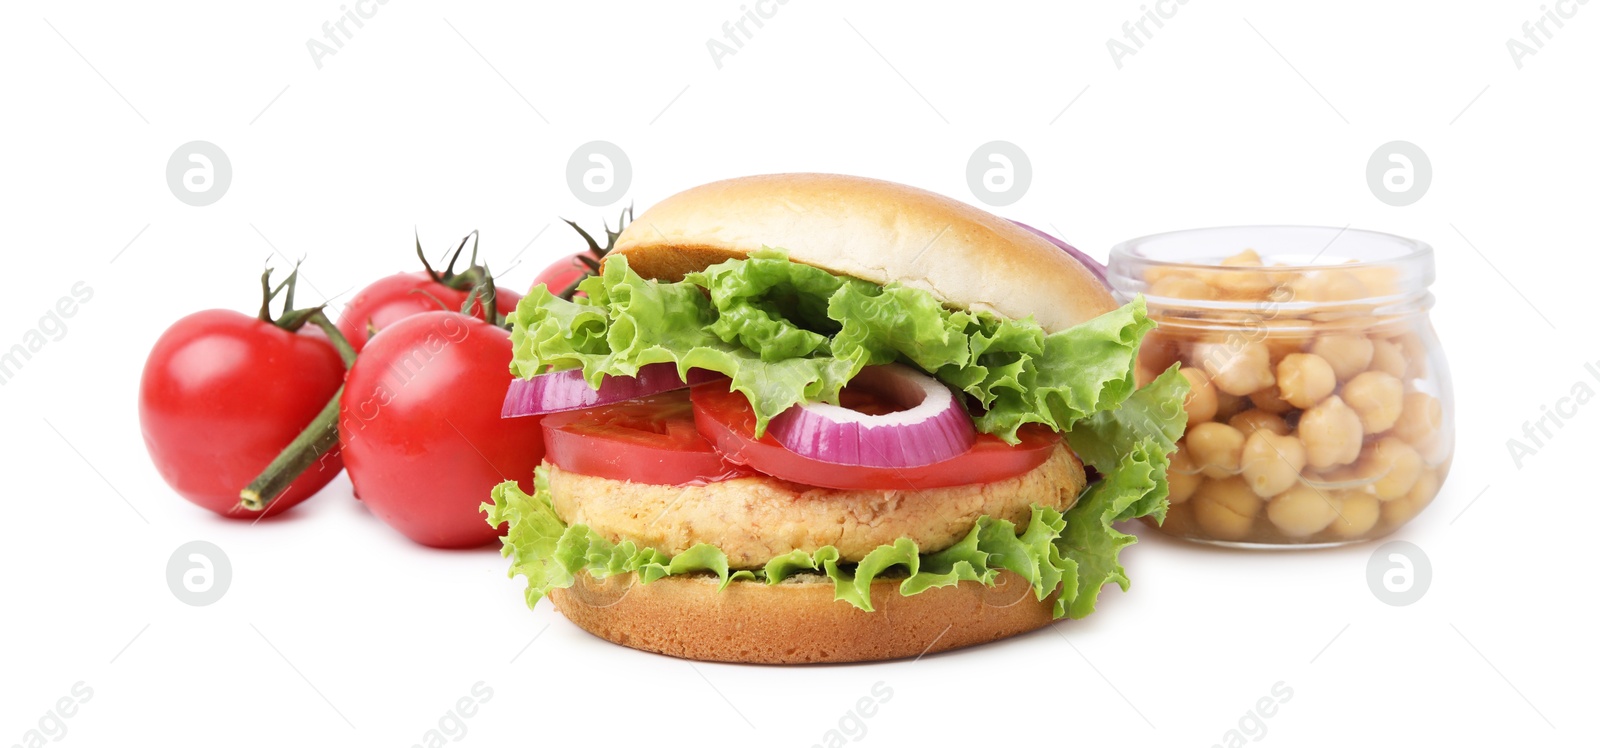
[611,173,1116,333]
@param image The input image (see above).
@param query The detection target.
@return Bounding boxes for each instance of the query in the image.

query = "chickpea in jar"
[1110,227,1454,547]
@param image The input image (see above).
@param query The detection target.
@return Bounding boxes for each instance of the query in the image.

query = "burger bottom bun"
[550,569,1058,664]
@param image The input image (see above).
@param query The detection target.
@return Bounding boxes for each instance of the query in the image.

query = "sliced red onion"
[768,364,975,468]
[1010,220,1110,289]
[502,363,719,418]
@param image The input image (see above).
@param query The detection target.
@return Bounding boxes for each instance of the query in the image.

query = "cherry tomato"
[531,254,591,297]
[338,311,544,548]
[541,390,747,485]
[140,310,346,518]
[336,272,521,352]
[690,383,1060,491]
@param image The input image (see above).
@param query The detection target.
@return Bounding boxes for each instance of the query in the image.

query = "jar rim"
[1107,225,1435,314]
[1109,225,1433,274]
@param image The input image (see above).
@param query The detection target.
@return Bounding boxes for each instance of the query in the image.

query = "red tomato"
[140,310,346,518]
[541,390,747,485]
[531,254,591,297]
[338,311,544,548]
[690,383,1061,491]
[336,271,522,352]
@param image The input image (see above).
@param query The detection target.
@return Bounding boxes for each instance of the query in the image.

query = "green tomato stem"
[308,309,357,367]
[418,229,486,291]
[239,385,344,512]
[463,266,507,328]
[237,309,356,513]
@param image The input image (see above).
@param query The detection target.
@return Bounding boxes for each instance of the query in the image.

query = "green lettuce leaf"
[1050,367,1188,617]
[486,398,1183,623]
[484,472,573,610]
[1066,364,1189,524]
[686,250,845,360]
[492,251,1184,622]
[1053,442,1167,618]
[507,249,1155,440]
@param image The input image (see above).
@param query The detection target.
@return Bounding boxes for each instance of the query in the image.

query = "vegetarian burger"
[485,173,1188,664]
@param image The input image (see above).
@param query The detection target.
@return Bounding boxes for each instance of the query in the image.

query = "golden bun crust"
[612,173,1115,333]
[551,570,1057,664]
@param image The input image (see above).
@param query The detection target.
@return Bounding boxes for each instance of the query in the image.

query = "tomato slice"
[542,390,749,485]
[690,383,1061,491]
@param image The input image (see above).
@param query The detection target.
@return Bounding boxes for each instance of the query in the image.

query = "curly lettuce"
[493,250,1188,619]
[484,368,1187,619]
[508,249,1154,440]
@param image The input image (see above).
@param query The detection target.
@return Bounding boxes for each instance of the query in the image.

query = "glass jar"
[1108,227,1454,548]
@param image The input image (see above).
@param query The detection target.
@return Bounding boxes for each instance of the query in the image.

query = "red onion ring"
[767,364,975,468]
[501,363,719,418]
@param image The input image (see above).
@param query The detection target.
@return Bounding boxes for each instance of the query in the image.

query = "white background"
[1,2,1595,746]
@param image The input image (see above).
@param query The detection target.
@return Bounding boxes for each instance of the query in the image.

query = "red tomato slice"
[542,390,749,485]
[690,383,1061,491]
